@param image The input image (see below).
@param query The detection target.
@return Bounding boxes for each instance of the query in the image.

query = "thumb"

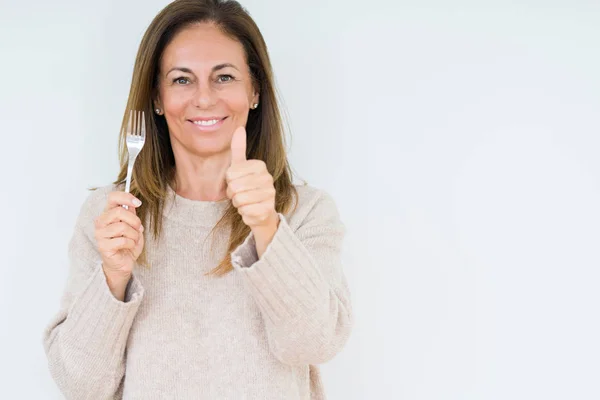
[230,126,247,165]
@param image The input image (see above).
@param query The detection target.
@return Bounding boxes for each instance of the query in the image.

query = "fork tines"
[127,109,146,138]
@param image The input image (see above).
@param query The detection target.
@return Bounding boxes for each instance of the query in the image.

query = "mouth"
[188,116,228,131]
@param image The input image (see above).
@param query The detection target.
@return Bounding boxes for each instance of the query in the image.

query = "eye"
[173,77,190,85]
[217,74,234,83]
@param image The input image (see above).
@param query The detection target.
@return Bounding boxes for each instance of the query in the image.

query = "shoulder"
[284,183,344,232]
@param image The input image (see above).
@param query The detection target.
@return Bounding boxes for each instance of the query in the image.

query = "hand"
[226,126,278,230]
[94,192,145,298]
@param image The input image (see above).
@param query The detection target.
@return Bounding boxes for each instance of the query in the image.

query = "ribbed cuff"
[231,214,329,326]
[59,265,144,366]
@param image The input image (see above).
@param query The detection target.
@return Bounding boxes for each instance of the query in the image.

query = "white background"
[1,0,599,398]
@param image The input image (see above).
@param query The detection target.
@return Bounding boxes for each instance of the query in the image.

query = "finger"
[97,236,137,254]
[238,203,273,225]
[230,126,247,166]
[133,231,145,258]
[96,207,143,231]
[96,206,143,231]
[227,171,273,197]
[97,222,141,243]
[226,160,268,183]
[104,191,142,212]
[232,188,275,208]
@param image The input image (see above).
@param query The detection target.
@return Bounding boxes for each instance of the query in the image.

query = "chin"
[187,136,230,157]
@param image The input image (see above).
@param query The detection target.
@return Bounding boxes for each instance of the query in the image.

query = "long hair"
[114,0,297,276]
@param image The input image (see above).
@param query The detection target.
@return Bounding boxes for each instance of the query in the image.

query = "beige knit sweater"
[43,183,353,399]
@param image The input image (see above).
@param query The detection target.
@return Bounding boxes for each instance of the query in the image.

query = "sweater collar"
[162,184,231,228]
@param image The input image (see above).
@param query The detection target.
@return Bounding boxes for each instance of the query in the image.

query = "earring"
[251,103,259,109]
[155,108,162,115]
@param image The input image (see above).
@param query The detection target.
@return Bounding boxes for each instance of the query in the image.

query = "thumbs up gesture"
[226,126,278,230]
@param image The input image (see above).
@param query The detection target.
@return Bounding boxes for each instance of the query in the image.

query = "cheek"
[221,89,250,114]
[162,90,189,115]
[225,96,250,127]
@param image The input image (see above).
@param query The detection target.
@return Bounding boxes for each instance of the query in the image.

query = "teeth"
[193,119,220,126]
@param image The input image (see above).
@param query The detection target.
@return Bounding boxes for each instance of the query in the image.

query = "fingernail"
[139,225,144,232]
[133,198,142,207]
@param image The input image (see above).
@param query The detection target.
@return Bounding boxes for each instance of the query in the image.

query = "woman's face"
[156,22,258,158]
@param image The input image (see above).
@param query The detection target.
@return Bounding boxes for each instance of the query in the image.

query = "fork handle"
[125,162,134,193]
[123,161,135,210]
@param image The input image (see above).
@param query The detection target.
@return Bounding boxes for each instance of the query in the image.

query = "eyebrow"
[166,63,240,75]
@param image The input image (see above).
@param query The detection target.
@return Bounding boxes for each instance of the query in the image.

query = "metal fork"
[123,109,146,209]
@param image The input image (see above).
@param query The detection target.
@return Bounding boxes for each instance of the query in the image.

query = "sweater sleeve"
[230,189,353,366]
[42,189,144,400]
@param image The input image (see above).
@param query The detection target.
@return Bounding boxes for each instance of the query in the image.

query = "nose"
[191,80,217,109]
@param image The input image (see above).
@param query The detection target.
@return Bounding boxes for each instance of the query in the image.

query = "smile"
[188,116,227,132]
[192,119,222,126]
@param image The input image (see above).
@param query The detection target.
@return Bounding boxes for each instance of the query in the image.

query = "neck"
[172,151,231,202]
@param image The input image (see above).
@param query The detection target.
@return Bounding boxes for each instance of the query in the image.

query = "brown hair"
[115,0,297,276]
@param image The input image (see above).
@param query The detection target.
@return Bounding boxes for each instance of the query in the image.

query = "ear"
[251,82,259,105]
[250,92,259,110]
[152,87,162,109]
[152,96,163,115]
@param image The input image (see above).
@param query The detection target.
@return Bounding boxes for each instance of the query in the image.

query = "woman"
[43,0,353,398]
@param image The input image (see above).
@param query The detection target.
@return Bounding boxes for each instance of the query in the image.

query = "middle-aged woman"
[43,0,353,398]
